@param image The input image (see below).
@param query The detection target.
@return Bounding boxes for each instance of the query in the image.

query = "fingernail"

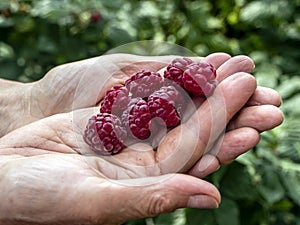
[247,100,262,106]
[187,195,219,209]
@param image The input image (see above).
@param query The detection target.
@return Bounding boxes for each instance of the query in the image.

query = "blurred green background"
[1,0,300,224]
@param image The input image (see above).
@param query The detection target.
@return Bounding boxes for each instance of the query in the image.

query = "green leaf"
[256,165,285,204]
[0,60,21,80]
[279,170,300,206]
[236,151,257,166]
[15,16,35,33]
[211,166,229,189]
[0,42,14,60]
[281,94,300,116]
[0,16,14,27]
[125,218,146,225]
[154,209,186,225]
[220,163,258,200]
[240,1,269,23]
[271,199,294,211]
[254,63,281,88]
[214,197,239,225]
[240,0,292,24]
[278,76,300,99]
[185,208,215,225]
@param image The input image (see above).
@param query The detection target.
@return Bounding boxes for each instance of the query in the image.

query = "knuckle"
[146,193,173,216]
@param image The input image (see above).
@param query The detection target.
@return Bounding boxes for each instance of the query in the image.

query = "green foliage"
[1,0,300,224]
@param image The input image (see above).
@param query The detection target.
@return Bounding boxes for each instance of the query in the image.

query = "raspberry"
[125,70,163,98]
[148,86,182,127]
[90,10,102,23]
[182,62,217,97]
[100,84,131,116]
[84,58,218,155]
[83,113,126,155]
[164,57,193,87]
[122,98,152,140]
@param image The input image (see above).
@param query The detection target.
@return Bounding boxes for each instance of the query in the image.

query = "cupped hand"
[0,53,284,179]
[0,53,279,174]
[0,53,284,224]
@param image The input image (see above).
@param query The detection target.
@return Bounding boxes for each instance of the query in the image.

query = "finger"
[188,154,220,179]
[227,105,284,132]
[81,174,220,224]
[205,52,231,69]
[216,55,255,82]
[246,86,282,107]
[213,127,260,165]
[121,53,231,76]
[156,72,257,173]
[188,127,260,178]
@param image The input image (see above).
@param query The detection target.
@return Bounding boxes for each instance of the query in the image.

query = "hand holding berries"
[83,58,218,155]
[0,52,285,225]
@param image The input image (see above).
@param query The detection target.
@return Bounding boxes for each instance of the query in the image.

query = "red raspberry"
[182,62,217,97]
[125,70,163,98]
[122,98,152,140]
[164,57,193,87]
[100,84,131,116]
[90,10,102,23]
[83,113,126,155]
[148,86,182,127]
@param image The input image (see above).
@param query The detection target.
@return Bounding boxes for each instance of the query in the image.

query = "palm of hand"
[1,152,157,224]
[1,113,223,224]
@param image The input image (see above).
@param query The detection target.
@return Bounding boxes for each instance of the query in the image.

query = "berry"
[84,58,218,155]
[83,113,126,155]
[90,10,102,23]
[125,70,163,98]
[164,57,193,87]
[182,62,217,97]
[148,86,182,127]
[100,84,131,116]
[122,98,152,140]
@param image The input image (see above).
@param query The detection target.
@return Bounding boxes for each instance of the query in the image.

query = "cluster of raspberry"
[83,57,217,155]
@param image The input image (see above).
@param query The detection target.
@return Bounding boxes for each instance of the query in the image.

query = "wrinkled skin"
[0,53,283,225]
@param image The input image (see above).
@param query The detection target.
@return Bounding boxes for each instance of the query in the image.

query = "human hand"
[0,53,283,224]
[0,53,283,176]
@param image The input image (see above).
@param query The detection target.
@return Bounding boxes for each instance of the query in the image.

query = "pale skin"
[0,53,283,225]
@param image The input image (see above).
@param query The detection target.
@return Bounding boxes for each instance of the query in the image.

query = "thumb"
[82,174,221,224]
